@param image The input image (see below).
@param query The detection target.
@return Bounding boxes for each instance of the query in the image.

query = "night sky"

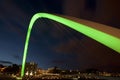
[0,0,120,72]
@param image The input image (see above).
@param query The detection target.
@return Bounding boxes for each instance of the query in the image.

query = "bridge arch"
[21,13,120,77]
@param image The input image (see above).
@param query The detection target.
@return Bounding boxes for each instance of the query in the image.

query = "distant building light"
[30,72,33,76]
[25,71,29,75]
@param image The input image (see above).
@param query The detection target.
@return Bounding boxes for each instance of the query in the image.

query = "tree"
[3,64,19,74]
[0,64,4,68]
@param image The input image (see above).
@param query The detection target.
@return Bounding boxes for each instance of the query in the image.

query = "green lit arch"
[21,13,120,77]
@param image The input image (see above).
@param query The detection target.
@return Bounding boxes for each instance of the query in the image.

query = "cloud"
[53,36,120,71]
[12,54,21,60]
[52,60,66,65]
[0,0,29,40]
[53,37,85,54]
[0,60,13,64]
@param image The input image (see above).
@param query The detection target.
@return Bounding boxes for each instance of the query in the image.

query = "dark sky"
[0,0,120,72]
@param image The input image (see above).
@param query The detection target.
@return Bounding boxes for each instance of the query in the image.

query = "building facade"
[25,62,37,76]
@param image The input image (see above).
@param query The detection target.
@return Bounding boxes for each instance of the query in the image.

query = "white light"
[25,71,29,75]
[30,72,33,75]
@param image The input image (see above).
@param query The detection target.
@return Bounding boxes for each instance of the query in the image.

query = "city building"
[25,62,37,76]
